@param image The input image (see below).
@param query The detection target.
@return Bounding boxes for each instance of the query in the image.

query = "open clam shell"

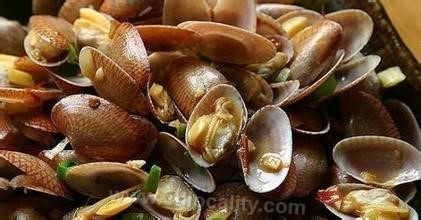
[58,0,103,23]
[287,107,330,135]
[320,183,418,220]
[256,12,287,36]
[141,175,201,220]
[99,0,154,22]
[240,105,292,193]
[385,99,421,150]
[186,84,247,167]
[51,94,157,161]
[157,132,216,193]
[178,21,276,65]
[257,3,304,19]
[266,34,294,63]
[212,0,256,32]
[271,80,300,107]
[326,9,374,62]
[333,136,421,187]
[276,9,323,38]
[64,162,147,198]
[79,46,150,115]
[0,87,63,107]
[24,15,76,67]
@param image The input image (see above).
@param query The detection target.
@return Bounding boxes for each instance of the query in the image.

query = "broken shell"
[99,0,155,22]
[141,175,201,220]
[257,3,304,19]
[136,25,202,52]
[186,84,247,167]
[340,91,401,138]
[51,94,157,160]
[64,162,147,198]
[289,20,342,87]
[25,15,76,67]
[58,0,104,23]
[241,106,292,193]
[326,9,374,62]
[178,21,276,65]
[385,99,421,150]
[163,0,211,26]
[271,80,300,107]
[276,9,323,38]
[287,107,330,135]
[79,46,150,115]
[333,136,421,187]
[157,132,215,193]
[0,17,26,56]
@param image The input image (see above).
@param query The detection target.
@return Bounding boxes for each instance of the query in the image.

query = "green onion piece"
[142,165,161,193]
[311,75,337,100]
[377,66,406,88]
[122,212,152,220]
[67,43,79,65]
[57,161,77,180]
[176,123,187,139]
[274,68,291,83]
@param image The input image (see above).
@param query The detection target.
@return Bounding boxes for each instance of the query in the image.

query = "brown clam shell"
[212,0,257,32]
[15,110,58,133]
[263,161,297,201]
[266,34,294,62]
[178,21,276,65]
[162,0,211,25]
[110,22,150,90]
[327,164,358,186]
[0,113,23,151]
[0,150,72,199]
[257,3,304,19]
[32,0,64,15]
[166,57,228,118]
[99,0,155,22]
[0,17,26,56]
[271,80,300,107]
[289,20,343,87]
[256,12,287,36]
[287,107,330,135]
[79,46,150,115]
[340,91,400,138]
[58,0,104,23]
[0,87,63,107]
[136,25,202,52]
[51,94,157,160]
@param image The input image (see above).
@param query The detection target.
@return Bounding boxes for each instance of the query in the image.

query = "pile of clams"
[0,0,419,219]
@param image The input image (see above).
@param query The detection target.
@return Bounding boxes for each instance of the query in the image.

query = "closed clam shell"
[109,22,150,90]
[58,0,104,23]
[256,12,287,36]
[136,25,202,52]
[186,84,247,167]
[157,132,215,193]
[289,20,342,87]
[333,136,421,187]
[178,21,276,65]
[99,0,154,21]
[271,80,300,107]
[0,17,26,56]
[65,162,147,198]
[25,15,76,67]
[51,94,157,160]
[242,106,292,193]
[340,91,400,138]
[321,183,419,220]
[326,9,374,62]
[166,57,228,118]
[212,0,256,32]
[163,0,211,26]
[79,46,150,115]
[276,9,324,37]
[257,3,304,19]
[385,99,421,150]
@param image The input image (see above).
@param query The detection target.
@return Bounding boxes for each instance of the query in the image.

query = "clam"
[326,9,374,62]
[165,57,228,118]
[238,106,293,193]
[276,9,324,38]
[317,183,418,220]
[51,94,157,160]
[203,182,271,219]
[46,68,92,95]
[79,46,150,115]
[58,0,104,23]
[333,136,421,187]
[0,150,72,199]
[351,70,382,98]
[141,175,201,220]
[266,34,294,63]
[178,21,276,65]
[327,164,358,186]
[186,84,247,167]
[39,150,91,169]
[99,0,155,22]
[340,91,401,138]
[287,107,330,135]
[385,99,421,150]
[257,3,304,19]
[64,161,147,198]
[163,0,256,32]
[289,20,342,87]
[218,66,273,110]
[148,52,185,75]
[156,132,215,193]
[271,80,300,107]
[32,0,64,15]
[0,112,24,151]
[24,15,76,67]
[263,161,297,201]
[0,87,63,108]
[247,52,289,82]
[256,12,287,36]
[136,25,202,52]
[0,17,26,56]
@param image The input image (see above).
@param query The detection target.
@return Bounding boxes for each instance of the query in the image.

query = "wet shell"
[266,34,294,62]
[99,0,155,22]
[287,107,330,135]
[0,87,63,107]
[242,106,293,193]
[178,21,276,65]
[276,9,324,38]
[256,12,287,36]
[58,0,104,23]
[257,3,304,19]
[333,136,421,187]
[0,113,23,151]
[15,110,59,133]
[326,9,374,62]
[51,94,157,160]
[163,0,211,26]
[212,0,257,32]
[271,80,300,107]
